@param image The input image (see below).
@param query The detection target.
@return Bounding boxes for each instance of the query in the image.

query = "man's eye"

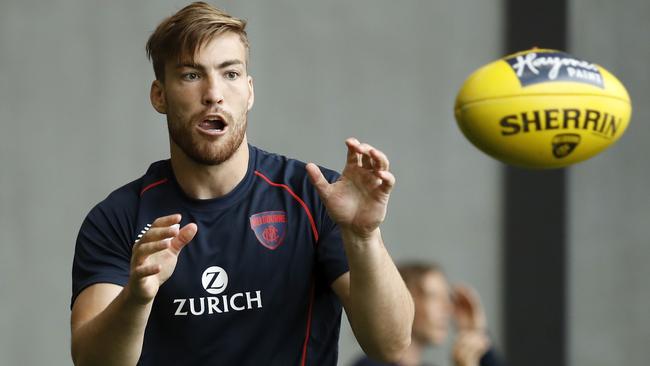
[225,71,239,80]
[182,72,200,81]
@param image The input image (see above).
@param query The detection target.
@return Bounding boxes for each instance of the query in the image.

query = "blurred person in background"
[352,262,504,366]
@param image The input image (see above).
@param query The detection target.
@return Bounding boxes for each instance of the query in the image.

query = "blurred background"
[0,0,648,365]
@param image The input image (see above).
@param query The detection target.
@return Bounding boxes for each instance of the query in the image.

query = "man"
[70,2,413,366]
[352,262,504,366]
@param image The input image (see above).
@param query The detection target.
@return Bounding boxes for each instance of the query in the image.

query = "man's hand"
[306,138,395,238]
[452,330,490,366]
[452,285,490,366]
[453,284,487,332]
[127,214,197,304]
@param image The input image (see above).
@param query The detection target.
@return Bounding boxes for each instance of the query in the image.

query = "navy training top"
[72,145,349,366]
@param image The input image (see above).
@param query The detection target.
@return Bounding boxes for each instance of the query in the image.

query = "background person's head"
[399,262,452,346]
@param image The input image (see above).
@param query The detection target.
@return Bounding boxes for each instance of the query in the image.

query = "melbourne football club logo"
[249,211,287,250]
[201,266,228,295]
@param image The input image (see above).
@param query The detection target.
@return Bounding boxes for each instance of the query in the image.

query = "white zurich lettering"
[189,298,204,315]
[230,293,245,311]
[208,296,221,314]
[172,292,264,316]
[247,291,263,309]
[174,299,188,316]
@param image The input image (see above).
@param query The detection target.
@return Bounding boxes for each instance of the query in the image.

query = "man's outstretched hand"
[127,214,197,304]
[306,138,395,238]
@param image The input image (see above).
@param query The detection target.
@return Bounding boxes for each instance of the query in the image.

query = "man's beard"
[167,111,247,166]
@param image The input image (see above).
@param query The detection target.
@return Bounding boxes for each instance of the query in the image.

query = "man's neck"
[170,138,249,200]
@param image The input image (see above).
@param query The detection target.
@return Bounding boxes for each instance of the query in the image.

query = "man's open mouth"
[199,117,226,132]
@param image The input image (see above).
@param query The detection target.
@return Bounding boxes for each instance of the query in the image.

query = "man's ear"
[247,75,255,111]
[150,80,167,114]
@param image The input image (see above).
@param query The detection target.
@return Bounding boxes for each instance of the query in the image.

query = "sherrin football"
[454,48,632,168]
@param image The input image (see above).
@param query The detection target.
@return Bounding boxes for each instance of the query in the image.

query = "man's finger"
[132,263,161,279]
[345,137,360,148]
[345,138,361,166]
[370,148,390,171]
[139,224,180,244]
[133,239,171,265]
[151,214,182,228]
[356,143,373,155]
[346,139,374,165]
[306,163,331,199]
[375,170,395,194]
[135,214,182,243]
[361,153,373,169]
[169,223,198,254]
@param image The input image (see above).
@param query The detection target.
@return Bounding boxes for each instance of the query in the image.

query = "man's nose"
[202,77,224,105]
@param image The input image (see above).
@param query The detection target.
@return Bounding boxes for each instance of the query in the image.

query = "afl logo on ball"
[202,266,228,295]
[249,211,287,250]
[552,133,581,158]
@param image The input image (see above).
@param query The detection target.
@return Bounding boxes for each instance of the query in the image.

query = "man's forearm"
[71,287,152,366]
[343,228,414,363]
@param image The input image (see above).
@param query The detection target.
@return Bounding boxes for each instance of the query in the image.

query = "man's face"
[411,272,452,345]
[152,32,254,165]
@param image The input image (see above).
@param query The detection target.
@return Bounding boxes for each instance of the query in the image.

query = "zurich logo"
[201,266,228,295]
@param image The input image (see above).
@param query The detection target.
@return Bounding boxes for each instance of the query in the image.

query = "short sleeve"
[71,193,137,308]
[316,219,349,285]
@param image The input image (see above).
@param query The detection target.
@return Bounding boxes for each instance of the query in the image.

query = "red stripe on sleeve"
[140,178,169,196]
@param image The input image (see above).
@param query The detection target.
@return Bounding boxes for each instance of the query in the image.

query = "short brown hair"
[398,261,445,293]
[146,2,249,81]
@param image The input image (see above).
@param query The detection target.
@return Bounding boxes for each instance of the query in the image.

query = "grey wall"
[1,1,501,365]
[568,1,650,365]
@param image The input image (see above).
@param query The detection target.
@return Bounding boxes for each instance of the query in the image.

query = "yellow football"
[454,48,632,168]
